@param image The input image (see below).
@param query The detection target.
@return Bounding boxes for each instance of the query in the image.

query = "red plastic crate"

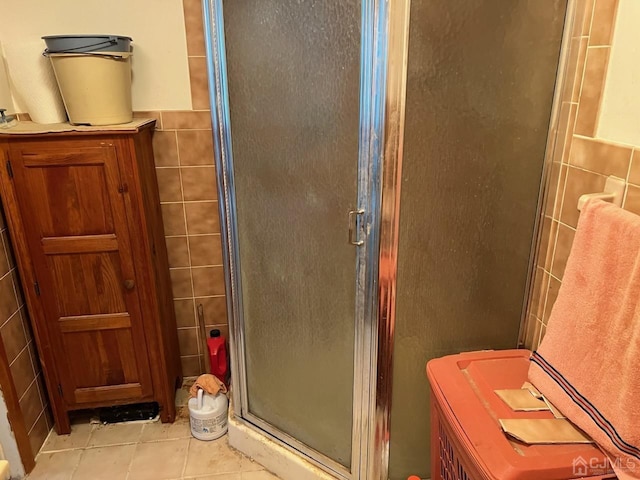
[427,350,617,480]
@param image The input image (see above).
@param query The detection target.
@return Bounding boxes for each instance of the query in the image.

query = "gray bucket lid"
[42,35,132,54]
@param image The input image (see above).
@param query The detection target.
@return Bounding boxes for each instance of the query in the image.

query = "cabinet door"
[9,142,153,407]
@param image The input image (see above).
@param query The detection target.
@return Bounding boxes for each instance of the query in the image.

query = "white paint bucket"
[188,388,228,441]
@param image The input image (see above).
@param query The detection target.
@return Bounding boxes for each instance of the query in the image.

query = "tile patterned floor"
[26,383,279,480]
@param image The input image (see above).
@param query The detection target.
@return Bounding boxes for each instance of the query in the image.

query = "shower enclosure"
[204,0,569,478]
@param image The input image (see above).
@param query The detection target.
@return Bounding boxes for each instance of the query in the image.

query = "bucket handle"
[197,388,204,410]
[43,50,131,60]
[43,37,121,56]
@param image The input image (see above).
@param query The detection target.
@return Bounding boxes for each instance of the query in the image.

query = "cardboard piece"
[495,389,550,411]
[543,397,566,419]
[521,381,543,399]
[499,419,594,444]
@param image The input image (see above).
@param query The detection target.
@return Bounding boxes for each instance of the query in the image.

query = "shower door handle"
[348,209,365,246]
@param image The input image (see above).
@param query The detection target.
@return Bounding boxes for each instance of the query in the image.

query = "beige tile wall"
[152,110,229,377]
[153,0,227,376]
[524,0,639,349]
[0,205,52,455]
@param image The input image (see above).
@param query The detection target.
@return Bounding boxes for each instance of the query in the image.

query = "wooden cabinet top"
[0,119,155,140]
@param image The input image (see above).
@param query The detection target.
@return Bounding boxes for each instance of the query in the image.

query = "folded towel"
[529,200,640,480]
[189,374,228,398]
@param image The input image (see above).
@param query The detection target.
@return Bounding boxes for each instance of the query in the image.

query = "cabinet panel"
[47,253,127,316]
[8,142,153,407]
[62,329,140,388]
[19,153,115,237]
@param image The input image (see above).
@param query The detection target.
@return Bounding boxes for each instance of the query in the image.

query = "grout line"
[561,162,610,177]
[549,271,563,283]
[537,320,546,346]
[166,233,222,239]
[156,165,216,169]
[538,266,552,325]
[33,373,48,423]
[8,340,30,368]
[124,440,139,480]
[556,219,577,232]
[172,295,225,301]
[39,427,56,457]
[82,423,95,449]
[0,267,16,283]
[180,438,191,478]
[27,408,46,436]
[0,230,13,275]
[161,200,219,205]
[68,448,83,479]
[156,127,213,132]
[0,306,21,330]
[10,273,23,310]
[175,130,202,362]
[573,45,589,125]
[16,368,40,404]
[547,219,562,283]
[623,149,634,208]
[571,133,638,149]
[23,338,40,377]
[17,305,31,343]
[170,266,222,272]
[586,0,597,38]
[24,334,40,381]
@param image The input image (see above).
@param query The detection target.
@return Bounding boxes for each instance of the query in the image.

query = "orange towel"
[189,374,228,398]
[529,200,640,480]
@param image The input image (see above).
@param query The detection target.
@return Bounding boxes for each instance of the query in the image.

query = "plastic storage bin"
[427,350,616,480]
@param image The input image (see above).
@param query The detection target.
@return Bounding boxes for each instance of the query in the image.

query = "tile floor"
[26,383,279,480]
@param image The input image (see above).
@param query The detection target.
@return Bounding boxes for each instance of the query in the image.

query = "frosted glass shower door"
[388,0,568,478]
[221,0,362,470]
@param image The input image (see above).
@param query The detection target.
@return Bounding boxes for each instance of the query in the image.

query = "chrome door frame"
[202,0,401,478]
[519,0,579,344]
[203,0,577,477]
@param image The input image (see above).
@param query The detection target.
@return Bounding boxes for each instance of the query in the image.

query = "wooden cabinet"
[0,120,181,434]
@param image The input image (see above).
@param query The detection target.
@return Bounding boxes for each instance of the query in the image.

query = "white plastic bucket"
[47,51,133,126]
[188,388,228,441]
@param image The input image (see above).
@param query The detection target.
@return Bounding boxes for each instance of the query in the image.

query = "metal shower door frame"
[202,0,578,478]
[202,0,406,478]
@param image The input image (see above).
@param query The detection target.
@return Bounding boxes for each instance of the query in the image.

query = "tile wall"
[136,106,228,377]
[0,207,52,455]
[524,0,639,349]
[152,0,228,376]
[132,0,228,376]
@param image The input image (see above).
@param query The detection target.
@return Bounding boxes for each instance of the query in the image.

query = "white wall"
[0,388,25,478]
[598,0,640,145]
[0,0,192,113]
[0,53,13,112]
